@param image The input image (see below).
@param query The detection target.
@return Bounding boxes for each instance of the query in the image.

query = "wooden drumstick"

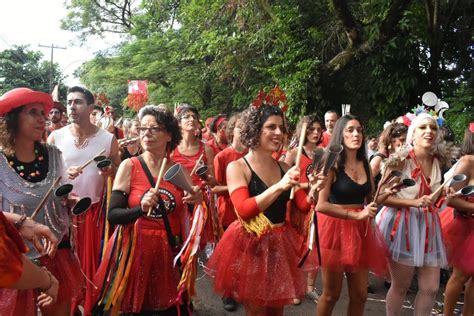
[147,158,168,216]
[79,149,106,171]
[189,153,204,176]
[290,122,308,199]
[30,176,62,220]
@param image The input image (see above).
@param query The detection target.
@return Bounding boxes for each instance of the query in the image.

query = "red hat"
[0,88,53,116]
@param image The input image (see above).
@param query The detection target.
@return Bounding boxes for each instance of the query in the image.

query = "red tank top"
[128,157,185,234]
[171,142,208,185]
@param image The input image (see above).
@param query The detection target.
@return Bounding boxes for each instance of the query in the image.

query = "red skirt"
[318,208,388,277]
[206,221,305,307]
[0,248,85,316]
[90,217,181,313]
[440,208,474,276]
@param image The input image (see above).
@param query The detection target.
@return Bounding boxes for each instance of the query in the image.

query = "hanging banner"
[127,80,148,111]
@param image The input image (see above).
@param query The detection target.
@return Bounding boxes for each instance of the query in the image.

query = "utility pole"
[39,44,66,93]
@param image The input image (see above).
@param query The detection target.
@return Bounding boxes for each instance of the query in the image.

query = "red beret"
[0,88,53,116]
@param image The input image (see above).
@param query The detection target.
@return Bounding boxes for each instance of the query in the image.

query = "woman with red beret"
[0,88,84,316]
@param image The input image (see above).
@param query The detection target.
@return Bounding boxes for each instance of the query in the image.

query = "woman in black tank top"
[207,104,326,315]
[315,115,395,316]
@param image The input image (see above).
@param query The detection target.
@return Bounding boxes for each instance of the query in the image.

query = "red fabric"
[319,131,331,148]
[0,88,53,116]
[206,222,305,307]
[88,157,187,313]
[230,186,260,221]
[0,248,85,316]
[440,204,474,276]
[73,201,105,312]
[294,189,311,213]
[0,212,25,288]
[318,208,388,277]
[214,147,247,227]
[206,138,227,155]
[171,143,208,186]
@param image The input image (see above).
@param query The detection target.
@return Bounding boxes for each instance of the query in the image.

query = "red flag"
[127,80,148,111]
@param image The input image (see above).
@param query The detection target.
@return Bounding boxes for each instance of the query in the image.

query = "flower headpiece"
[398,91,449,127]
[251,86,288,112]
[104,106,114,117]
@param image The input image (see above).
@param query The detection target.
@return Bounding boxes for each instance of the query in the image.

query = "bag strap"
[136,156,178,249]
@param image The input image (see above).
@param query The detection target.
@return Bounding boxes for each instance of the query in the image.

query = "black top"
[329,161,371,205]
[243,157,290,224]
[5,142,49,183]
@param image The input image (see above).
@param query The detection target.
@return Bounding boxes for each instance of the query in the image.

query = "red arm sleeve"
[0,212,25,288]
[294,189,311,213]
[230,186,261,221]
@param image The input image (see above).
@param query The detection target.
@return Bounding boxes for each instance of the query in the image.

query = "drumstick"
[290,122,308,199]
[79,149,106,171]
[30,176,62,220]
[364,167,389,236]
[189,153,204,176]
[147,158,168,216]
[429,175,453,202]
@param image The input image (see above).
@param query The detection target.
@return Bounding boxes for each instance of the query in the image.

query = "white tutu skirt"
[376,206,447,267]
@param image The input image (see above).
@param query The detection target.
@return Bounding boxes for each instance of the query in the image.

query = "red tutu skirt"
[0,248,85,316]
[206,221,305,307]
[318,208,388,277]
[90,217,181,314]
[440,207,474,276]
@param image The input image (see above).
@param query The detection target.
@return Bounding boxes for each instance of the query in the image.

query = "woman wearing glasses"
[89,106,201,315]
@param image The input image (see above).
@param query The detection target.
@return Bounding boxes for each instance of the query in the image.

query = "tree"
[63,0,472,139]
[0,46,64,96]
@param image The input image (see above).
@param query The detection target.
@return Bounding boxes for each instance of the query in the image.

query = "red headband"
[470,122,474,133]
[215,117,226,130]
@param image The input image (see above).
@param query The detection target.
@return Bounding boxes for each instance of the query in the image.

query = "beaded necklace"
[6,143,47,182]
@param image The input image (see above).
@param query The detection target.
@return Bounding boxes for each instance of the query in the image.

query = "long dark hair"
[329,114,368,170]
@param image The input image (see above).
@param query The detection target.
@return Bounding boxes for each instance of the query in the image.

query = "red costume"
[0,212,25,288]
[171,142,208,186]
[440,197,474,276]
[89,157,188,313]
[319,131,331,148]
[213,146,247,227]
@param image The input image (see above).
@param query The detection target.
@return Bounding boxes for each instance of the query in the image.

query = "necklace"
[7,144,46,181]
[71,127,99,149]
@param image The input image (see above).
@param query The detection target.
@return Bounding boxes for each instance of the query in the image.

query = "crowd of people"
[0,85,472,316]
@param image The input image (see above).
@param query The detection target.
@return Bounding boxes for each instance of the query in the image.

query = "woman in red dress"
[89,105,202,315]
[207,104,326,315]
[316,114,392,316]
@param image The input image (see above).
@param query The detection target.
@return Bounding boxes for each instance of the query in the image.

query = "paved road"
[192,257,459,315]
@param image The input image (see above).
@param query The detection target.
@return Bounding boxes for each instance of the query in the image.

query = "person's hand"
[414,195,434,208]
[98,164,114,177]
[183,186,203,204]
[37,270,59,307]
[65,193,80,209]
[19,219,58,257]
[66,166,82,180]
[357,202,377,220]
[141,188,159,214]
[203,174,217,188]
[278,165,301,191]
[309,172,328,193]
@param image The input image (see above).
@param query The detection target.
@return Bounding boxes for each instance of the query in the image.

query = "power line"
[38,43,66,93]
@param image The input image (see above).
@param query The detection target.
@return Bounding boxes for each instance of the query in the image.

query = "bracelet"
[345,210,349,220]
[14,215,27,230]
[39,268,53,292]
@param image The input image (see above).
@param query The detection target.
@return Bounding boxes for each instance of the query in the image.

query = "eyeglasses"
[137,126,165,135]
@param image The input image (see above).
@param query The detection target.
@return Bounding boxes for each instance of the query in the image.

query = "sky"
[0,0,122,86]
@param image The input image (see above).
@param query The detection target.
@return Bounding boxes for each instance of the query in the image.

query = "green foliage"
[65,0,472,144]
[0,46,64,96]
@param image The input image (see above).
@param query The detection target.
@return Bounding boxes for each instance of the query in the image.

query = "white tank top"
[52,126,113,203]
